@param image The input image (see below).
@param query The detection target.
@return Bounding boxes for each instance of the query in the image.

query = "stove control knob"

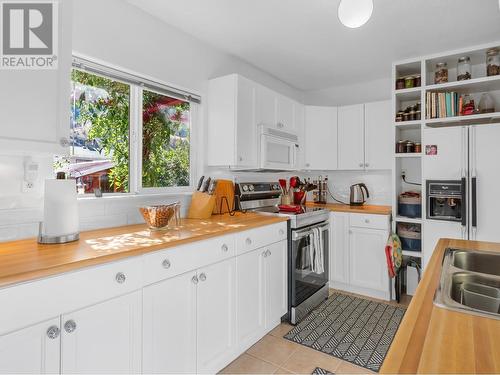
[249,185,255,191]
[242,185,249,192]
[273,184,279,190]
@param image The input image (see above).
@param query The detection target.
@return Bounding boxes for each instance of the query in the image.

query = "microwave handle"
[461,177,467,227]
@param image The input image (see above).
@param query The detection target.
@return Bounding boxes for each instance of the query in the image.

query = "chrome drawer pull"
[115,272,126,284]
[64,320,76,334]
[46,325,60,339]
[162,259,171,269]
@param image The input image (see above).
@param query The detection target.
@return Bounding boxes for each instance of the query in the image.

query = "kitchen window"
[54,56,200,195]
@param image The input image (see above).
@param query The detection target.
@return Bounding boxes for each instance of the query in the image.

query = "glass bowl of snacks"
[139,202,180,230]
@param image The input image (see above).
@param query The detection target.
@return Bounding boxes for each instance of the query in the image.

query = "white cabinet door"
[423,126,464,180]
[61,291,142,374]
[330,212,349,285]
[364,100,392,170]
[338,104,365,170]
[236,76,258,168]
[304,106,338,170]
[0,318,60,374]
[348,227,389,292]
[255,85,277,128]
[265,240,287,329]
[0,0,72,154]
[277,95,295,131]
[236,249,266,351]
[143,271,197,374]
[197,258,237,374]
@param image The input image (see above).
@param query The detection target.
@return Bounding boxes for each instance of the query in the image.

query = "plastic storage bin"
[398,193,421,218]
[397,223,421,252]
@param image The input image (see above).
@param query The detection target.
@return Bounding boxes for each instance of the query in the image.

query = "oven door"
[260,134,297,170]
[290,222,329,308]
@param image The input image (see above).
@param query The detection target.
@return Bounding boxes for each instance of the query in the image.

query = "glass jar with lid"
[457,56,472,81]
[486,48,500,76]
[435,62,448,84]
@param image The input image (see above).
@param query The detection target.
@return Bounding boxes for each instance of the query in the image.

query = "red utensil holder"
[293,191,306,205]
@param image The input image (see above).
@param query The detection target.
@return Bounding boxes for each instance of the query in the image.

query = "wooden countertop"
[0,212,287,289]
[381,238,500,374]
[306,202,392,215]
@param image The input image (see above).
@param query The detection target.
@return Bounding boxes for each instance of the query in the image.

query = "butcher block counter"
[307,202,392,215]
[0,212,287,289]
[381,238,500,374]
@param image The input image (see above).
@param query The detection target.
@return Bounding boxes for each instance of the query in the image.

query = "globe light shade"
[338,0,374,28]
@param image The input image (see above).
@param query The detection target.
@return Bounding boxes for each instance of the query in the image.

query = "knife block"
[187,192,216,219]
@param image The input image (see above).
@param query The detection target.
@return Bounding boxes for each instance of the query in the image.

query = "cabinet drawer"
[143,234,235,286]
[0,257,142,335]
[236,222,287,255]
[349,213,389,230]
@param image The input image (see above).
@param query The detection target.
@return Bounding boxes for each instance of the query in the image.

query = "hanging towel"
[309,227,325,274]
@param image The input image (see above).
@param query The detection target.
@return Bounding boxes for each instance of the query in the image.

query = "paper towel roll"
[42,179,79,238]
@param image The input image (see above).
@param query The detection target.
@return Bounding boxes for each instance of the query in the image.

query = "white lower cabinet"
[61,291,142,374]
[330,212,391,300]
[236,240,287,352]
[197,258,237,374]
[0,317,61,374]
[142,271,197,374]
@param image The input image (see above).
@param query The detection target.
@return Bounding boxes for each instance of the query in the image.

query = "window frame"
[69,55,200,196]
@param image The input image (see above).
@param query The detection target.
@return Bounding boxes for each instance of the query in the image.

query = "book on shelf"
[426,91,463,119]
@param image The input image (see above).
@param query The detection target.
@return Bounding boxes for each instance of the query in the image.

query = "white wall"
[0,0,302,242]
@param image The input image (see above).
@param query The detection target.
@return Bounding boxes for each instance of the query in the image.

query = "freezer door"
[423,126,467,180]
[470,124,500,242]
[423,220,465,268]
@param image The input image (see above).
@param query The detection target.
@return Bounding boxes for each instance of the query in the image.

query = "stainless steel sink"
[434,248,500,319]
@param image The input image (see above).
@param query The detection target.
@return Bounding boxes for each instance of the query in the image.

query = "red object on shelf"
[293,191,306,205]
[278,204,302,213]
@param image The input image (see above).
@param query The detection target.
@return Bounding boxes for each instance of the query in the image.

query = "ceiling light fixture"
[338,0,373,28]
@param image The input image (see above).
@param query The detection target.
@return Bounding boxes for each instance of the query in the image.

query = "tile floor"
[220,290,412,375]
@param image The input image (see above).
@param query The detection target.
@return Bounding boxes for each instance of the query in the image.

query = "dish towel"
[309,227,324,274]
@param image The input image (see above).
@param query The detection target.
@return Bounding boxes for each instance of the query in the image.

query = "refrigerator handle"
[461,177,467,228]
[471,177,477,238]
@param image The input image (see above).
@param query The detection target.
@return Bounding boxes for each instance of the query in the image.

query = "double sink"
[434,248,500,319]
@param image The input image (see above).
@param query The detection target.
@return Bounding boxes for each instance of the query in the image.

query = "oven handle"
[292,222,329,241]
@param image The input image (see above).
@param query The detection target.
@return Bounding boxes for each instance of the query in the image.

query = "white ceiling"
[127,0,500,91]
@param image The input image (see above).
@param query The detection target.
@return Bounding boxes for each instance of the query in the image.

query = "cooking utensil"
[201,177,211,192]
[279,179,288,194]
[290,176,298,189]
[196,176,204,191]
[207,179,217,195]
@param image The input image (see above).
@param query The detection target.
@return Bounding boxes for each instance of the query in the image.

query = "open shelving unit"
[391,41,500,288]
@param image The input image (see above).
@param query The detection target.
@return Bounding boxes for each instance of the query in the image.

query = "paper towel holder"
[37,222,80,244]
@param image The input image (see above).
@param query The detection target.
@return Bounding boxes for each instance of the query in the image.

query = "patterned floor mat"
[285,293,406,372]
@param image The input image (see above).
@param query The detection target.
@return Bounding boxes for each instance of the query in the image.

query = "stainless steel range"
[235,182,330,324]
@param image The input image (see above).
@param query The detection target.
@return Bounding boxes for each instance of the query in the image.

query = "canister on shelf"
[414,74,421,87]
[396,140,406,153]
[405,76,415,89]
[435,62,448,84]
[405,141,415,153]
[414,142,422,153]
[395,112,403,122]
[409,110,417,121]
[396,78,405,90]
[457,56,472,81]
[415,110,421,120]
[486,48,500,77]
[403,112,411,122]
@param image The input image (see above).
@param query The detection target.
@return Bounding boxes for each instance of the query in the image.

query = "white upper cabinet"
[364,100,392,170]
[207,74,257,168]
[276,94,295,132]
[0,0,72,154]
[255,84,277,128]
[338,104,365,170]
[304,106,338,170]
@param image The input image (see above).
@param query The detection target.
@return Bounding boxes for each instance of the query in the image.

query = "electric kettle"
[350,183,369,206]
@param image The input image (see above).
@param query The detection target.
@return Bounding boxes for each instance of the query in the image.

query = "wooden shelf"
[402,250,423,258]
[395,153,422,158]
[425,75,500,94]
[425,111,500,127]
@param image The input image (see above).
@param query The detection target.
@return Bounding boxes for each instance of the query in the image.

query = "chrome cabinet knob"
[115,272,126,284]
[199,273,207,282]
[192,275,199,284]
[262,251,267,257]
[162,259,171,269]
[277,122,284,128]
[266,250,272,257]
[305,163,310,167]
[59,137,70,147]
[46,325,60,339]
[221,244,228,252]
[359,163,364,167]
[279,229,285,236]
[245,238,252,245]
[364,219,370,223]
[64,320,76,334]
[349,229,353,235]
[365,163,369,167]
[238,156,243,162]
